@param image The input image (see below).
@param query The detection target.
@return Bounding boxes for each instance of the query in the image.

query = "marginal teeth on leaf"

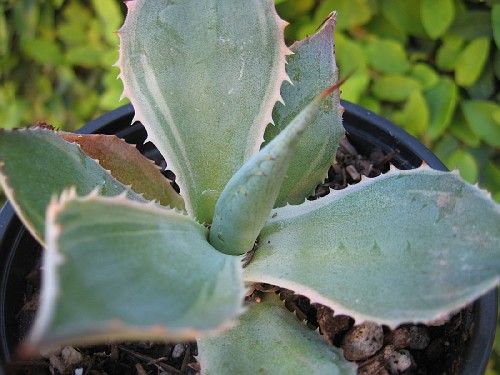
[388,164,398,172]
[419,161,432,170]
[123,0,136,11]
[118,190,129,199]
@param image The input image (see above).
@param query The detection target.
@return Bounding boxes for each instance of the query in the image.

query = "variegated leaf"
[118,0,291,223]
[264,13,343,207]
[28,192,245,349]
[60,133,185,210]
[244,166,500,326]
[198,293,357,375]
[0,128,144,244]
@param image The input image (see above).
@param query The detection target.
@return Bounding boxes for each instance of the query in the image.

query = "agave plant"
[0,1,499,373]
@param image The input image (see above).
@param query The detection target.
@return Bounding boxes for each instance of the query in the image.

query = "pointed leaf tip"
[266,12,344,207]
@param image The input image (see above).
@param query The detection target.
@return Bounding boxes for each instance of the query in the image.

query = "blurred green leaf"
[485,163,500,201]
[0,83,29,129]
[392,91,429,136]
[381,0,426,36]
[462,100,500,147]
[436,34,465,72]
[421,0,455,39]
[340,72,370,103]
[14,0,39,40]
[291,16,317,41]
[446,149,479,183]
[411,63,439,89]
[65,44,106,68]
[425,77,458,140]
[276,0,315,21]
[372,75,421,102]
[365,38,410,74]
[21,37,63,65]
[358,96,381,113]
[434,135,459,162]
[494,108,500,125]
[58,1,93,46]
[455,37,490,87]
[0,5,8,57]
[91,0,121,45]
[494,50,500,80]
[493,5,500,49]
[315,0,372,30]
[39,3,56,37]
[449,8,492,40]
[335,33,368,72]
[449,111,481,147]
[467,62,495,100]
[366,14,407,43]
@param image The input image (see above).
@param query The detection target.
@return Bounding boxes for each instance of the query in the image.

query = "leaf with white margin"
[118,0,291,224]
[264,13,344,207]
[60,132,185,210]
[0,128,145,244]
[210,84,342,256]
[198,293,357,375]
[244,166,500,327]
[27,192,245,349]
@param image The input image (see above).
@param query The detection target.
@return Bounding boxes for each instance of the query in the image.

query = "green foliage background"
[0,0,498,371]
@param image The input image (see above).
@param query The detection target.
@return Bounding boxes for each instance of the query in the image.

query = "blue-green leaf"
[244,167,500,326]
[265,13,343,207]
[0,129,144,244]
[198,293,357,375]
[210,85,337,256]
[28,193,245,348]
[118,0,291,224]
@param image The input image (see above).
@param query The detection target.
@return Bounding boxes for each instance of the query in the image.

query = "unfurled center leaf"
[210,84,342,256]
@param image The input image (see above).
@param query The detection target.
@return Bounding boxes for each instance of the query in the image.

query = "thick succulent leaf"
[264,13,343,207]
[198,293,356,375]
[244,166,500,327]
[210,86,338,256]
[60,133,185,210]
[28,192,245,349]
[0,128,144,244]
[118,0,291,223]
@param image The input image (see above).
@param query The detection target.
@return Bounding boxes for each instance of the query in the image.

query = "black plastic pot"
[0,102,496,374]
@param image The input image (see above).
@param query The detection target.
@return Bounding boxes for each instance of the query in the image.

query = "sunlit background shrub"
[0,0,498,371]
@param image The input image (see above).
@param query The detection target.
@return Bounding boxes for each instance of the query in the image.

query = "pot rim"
[0,101,496,374]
